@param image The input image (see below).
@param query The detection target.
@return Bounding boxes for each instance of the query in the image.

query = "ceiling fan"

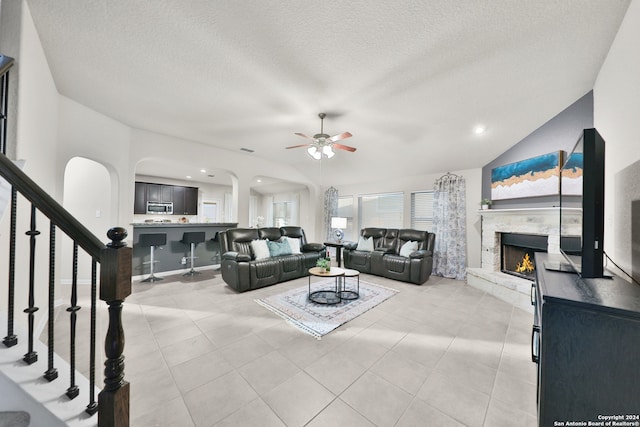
[286,113,356,159]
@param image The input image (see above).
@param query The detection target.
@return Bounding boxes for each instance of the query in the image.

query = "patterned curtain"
[432,174,467,280]
[324,186,338,242]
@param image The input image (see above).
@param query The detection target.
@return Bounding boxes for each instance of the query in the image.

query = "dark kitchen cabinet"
[184,187,198,215]
[172,186,185,215]
[134,181,198,215]
[172,186,198,215]
[146,183,173,202]
[134,182,146,214]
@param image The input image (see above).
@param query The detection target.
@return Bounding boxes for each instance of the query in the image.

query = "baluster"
[1,69,9,155]
[66,242,80,399]
[44,222,58,381]
[86,258,98,415]
[23,203,39,364]
[98,227,131,427]
[2,187,17,347]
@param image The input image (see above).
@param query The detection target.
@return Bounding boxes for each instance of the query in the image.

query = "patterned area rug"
[256,279,398,339]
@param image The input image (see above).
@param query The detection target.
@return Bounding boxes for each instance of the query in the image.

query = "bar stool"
[181,231,205,276]
[139,233,166,282]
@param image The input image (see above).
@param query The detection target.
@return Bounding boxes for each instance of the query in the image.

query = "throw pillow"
[267,239,292,257]
[356,236,374,252]
[399,240,419,258]
[250,239,270,260]
[284,236,302,254]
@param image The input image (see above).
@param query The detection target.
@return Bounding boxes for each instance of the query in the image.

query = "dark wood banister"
[0,152,103,258]
[0,153,131,426]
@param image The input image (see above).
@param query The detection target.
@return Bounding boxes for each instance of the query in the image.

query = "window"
[411,191,434,230]
[337,195,355,241]
[249,195,258,227]
[202,201,218,222]
[273,201,293,227]
[359,192,403,229]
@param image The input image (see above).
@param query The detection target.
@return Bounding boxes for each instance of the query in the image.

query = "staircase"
[1,54,130,426]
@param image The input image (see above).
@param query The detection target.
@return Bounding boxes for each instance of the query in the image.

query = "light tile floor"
[54,270,538,426]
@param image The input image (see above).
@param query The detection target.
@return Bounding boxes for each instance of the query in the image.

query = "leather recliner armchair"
[343,228,435,285]
[219,226,325,292]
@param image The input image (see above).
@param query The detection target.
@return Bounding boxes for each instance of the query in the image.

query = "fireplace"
[501,233,548,281]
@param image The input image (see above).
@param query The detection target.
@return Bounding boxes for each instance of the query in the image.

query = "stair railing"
[1,55,129,426]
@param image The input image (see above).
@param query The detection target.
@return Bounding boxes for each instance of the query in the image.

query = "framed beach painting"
[491,151,562,200]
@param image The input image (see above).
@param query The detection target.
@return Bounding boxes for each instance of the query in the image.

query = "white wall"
[335,167,483,269]
[0,0,60,331]
[62,157,112,282]
[594,0,640,277]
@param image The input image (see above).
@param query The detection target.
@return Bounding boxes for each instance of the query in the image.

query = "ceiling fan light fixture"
[323,145,335,158]
[307,146,321,160]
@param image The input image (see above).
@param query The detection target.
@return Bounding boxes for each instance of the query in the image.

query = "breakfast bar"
[131,222,237,277]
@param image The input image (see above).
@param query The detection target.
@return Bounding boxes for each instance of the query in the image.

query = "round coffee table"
[308,266,345,304]
[338,269,360,300]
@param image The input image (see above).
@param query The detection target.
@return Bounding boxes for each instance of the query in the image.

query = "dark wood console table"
[533,253,640,426]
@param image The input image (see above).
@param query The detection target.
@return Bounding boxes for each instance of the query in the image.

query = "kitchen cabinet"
[184,187,198,215]
[146,183,173,202]
[134,181,198,215]
[134,182,146,214]
[173,186,198,215]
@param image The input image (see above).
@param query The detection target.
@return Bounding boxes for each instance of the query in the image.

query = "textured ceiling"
[25,0,630,187]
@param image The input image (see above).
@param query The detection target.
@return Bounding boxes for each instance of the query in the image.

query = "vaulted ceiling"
[25,0,631,187]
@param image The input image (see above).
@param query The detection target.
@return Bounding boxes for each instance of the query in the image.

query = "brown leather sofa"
[219,226,326,292]
[343,228,435,284]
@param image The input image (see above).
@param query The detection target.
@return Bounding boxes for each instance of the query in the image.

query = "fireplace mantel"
[477,207,581,216]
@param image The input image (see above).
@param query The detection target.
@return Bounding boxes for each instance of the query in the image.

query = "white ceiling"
[25,0,630,188]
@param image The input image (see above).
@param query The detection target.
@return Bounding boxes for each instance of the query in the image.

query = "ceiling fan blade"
[294,132,312,139]
[328,132,352,143]
[333,143,357,152]
[285,143,311,149]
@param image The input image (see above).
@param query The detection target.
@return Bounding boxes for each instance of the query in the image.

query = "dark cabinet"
[184,187,198,215]
[172,186,185,215]
[134,182,146,214]
[533,253,640,426]
[172,186,198,215]
[146,183,173,202]
[134,181,198,215]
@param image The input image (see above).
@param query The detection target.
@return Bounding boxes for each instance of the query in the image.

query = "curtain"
[324,187,338,242]
[432,174,467,280]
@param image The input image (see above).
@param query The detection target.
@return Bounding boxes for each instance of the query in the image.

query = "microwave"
[146,201,173,215]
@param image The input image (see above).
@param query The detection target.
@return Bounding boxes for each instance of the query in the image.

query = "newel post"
[98,227,131,427]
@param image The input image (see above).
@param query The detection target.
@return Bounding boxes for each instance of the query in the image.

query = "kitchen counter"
[131,222,237,276]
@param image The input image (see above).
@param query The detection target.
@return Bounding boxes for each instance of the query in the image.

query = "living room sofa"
[219,226,326,292]
[343,228,435,285]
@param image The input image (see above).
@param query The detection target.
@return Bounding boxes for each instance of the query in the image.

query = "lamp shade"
[331,217,347,229]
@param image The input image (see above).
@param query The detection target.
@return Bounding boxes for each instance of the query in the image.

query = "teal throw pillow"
[267,239,292,257]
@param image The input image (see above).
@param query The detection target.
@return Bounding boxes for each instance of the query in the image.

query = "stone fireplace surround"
[467,207,581,312]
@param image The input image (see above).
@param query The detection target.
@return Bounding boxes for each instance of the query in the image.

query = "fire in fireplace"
[501,233,548,280]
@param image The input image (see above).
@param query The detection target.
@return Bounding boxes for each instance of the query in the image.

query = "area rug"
[255,279,398,339]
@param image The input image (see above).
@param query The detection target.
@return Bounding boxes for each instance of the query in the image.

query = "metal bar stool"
[181,231,205,276]
[139,233,166,282]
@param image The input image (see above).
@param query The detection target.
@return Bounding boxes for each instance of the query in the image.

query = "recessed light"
[256,179,262,183]
[474,125,486,134]
[186,175,192,179]
[200,169,207,173]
